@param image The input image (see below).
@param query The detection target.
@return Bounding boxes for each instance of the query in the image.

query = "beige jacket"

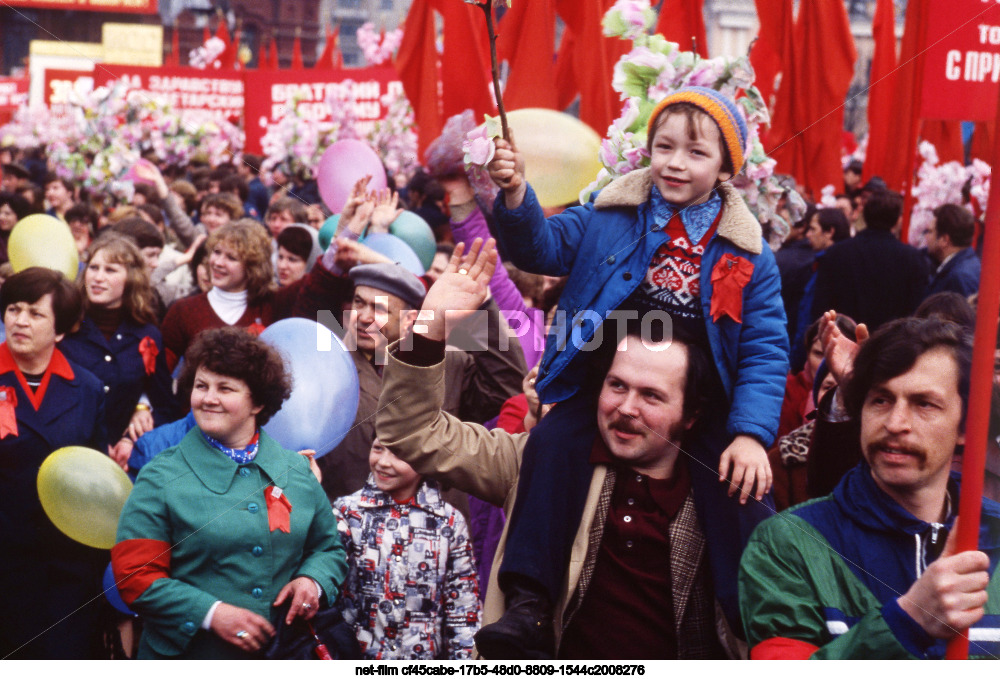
[375,344,741,657]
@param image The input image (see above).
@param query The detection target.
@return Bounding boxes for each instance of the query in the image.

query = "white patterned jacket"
[334,477,481,659]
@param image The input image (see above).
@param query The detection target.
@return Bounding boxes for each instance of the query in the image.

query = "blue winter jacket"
[494,170,789,446]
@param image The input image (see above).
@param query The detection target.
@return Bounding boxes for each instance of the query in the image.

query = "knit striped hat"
[647,86,748,172]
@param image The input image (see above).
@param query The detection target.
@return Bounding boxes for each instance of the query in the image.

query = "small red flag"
[265,486,292,533]
[291,32,304,69]
[138,336,158,376]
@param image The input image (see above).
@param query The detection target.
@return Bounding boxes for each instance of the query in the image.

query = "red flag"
[331,25,343,69]
[269,36,280,70]
[497,0,558,109]
[920,120,965,163]
[768,0,857,194]
[880,0,927,193]
[553,25,578,111]
[396,0,441,155]
[202,25,210,46]
[165,27,180,67]
[291,31,304,69]
[556,0,627,136]
[656,0,708,57]
[864,0,898,183]
[214,16,231,51]
[432,0,494,122]
[259,36,270,70]
[315,26,335,70]
[749,0,793,109]
[229,25,242,70]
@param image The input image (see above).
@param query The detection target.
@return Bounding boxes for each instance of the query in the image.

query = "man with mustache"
[739,317,1000,659]
[373,239,742,658]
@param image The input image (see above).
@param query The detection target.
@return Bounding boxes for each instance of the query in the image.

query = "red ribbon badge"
[138,337,158,376]
[710,254,755,324]
[246,321,266,337]
[0,386,17,439]
[265,486,292,533]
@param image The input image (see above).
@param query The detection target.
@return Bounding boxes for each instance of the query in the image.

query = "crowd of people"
[0,85,998,661]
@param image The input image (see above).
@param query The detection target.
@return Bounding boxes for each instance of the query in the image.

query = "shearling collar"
[593,168,763,255]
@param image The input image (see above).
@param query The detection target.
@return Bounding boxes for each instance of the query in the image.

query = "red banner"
[3,0,156,12]
[43,69,95,106]
[94,66,244,122]
[242,67,403,155]
[0,77,29,126]
[920,0,1000,121]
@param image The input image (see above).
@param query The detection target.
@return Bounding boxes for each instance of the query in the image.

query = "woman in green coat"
[112,327,347,659]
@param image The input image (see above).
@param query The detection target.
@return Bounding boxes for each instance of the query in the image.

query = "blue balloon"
[259,318,360,458]
[319,214,340,250]
[360,232,425,276]
[103,562,137,617]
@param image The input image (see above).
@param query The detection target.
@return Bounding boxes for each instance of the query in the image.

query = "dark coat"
[811,229,930,330]
[0,344,108,658]
[925,247,981,299]
[59,317,179,445]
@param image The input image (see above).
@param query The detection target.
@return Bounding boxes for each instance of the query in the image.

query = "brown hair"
[646,102,735,175]
[266,196,308,224]
[201,192,244,220]
[80,235,158,326]
[178,326,291,426]
[205,219,275,304]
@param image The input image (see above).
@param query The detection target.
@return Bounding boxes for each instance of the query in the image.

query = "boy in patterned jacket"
[334,439,482,659]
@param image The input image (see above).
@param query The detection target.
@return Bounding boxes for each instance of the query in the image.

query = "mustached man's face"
[860,348,964,503]
[596,338,694,479]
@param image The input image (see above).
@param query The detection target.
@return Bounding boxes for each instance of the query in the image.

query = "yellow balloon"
[37,446,133,550]
[506,109,604,208]
[8,214,80,279]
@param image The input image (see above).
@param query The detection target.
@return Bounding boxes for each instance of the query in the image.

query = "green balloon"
[319,214,340,250]
[389,212,436,270]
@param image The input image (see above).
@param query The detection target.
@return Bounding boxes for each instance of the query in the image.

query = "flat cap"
[349,262,426,309]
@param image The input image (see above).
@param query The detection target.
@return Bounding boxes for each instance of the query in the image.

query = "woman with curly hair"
[159,218,341,370]
[60,234,179,455]
[112,327,347,659]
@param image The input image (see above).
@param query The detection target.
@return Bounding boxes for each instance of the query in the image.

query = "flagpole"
[944,54,1000,662]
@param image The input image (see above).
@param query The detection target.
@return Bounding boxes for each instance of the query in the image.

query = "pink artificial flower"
[463,126,496,166]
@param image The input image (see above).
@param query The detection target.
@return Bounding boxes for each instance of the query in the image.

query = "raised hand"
[339,175,372,227]
[416,237,498,342]
[368,188,404,234]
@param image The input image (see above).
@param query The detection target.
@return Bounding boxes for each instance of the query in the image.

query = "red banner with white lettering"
[43,69,95,106]
[0,77,29,113]
[242,67,403,155]
[94,66,244,123]
[920,0,1000,121]
[3,0,156,12]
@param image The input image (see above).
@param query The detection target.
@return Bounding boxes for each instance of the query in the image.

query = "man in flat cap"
[316,256,527,504]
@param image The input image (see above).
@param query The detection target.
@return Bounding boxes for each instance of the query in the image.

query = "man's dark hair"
[132,183,163,209]
[64,202,99,234]
[791,202,817,235]
[862,190,903,231]
[178,327,292,426]
[0,191,34,221]
[914,292,976,330]
[242,154,262,175]
[43,173,73,193]
[846,159,864,176]
[932,203,975,248]
[436,243,455,257]
[209,166,234,184]
[136,203,164,228]
[843,317,973,423]
[110,216,165,250]
[220,174,249,203]
[805,314,856,352]
[1,267,82,335]
[265,197,308,224]
[816,208,851,243]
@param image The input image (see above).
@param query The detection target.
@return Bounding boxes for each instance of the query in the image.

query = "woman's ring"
[302,602,312,609]
[458,268,468,275]
[236,630,249,639]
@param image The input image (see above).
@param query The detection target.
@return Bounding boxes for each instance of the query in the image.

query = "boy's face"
[369,439,421,502]
[649,112,731,206]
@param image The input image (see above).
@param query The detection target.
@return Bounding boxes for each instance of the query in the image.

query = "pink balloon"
[317,140,387,214]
